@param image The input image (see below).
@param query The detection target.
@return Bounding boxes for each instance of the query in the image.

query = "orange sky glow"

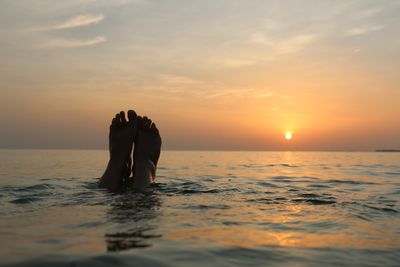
[0,0,399,150]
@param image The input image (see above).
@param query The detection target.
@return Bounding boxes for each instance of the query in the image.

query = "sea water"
[0,150,399,266]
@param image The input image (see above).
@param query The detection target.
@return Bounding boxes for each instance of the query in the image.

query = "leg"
[132,116,162,190]
[100,110,137,191]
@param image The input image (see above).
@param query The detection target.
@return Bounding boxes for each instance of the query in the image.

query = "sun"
[284,132,293,140]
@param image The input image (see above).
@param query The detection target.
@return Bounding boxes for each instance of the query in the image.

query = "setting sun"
[285,132,293,140]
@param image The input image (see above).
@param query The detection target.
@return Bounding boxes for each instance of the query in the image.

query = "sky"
[0,0,399,151]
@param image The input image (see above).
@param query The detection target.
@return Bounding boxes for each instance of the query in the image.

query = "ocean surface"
[0,149,399,267]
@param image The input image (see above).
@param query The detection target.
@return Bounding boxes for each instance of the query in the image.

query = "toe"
[120,111,127,124]
[115,113,122,127]
[111,117,118,129]
[127,110,137,124]
[111,114,118,125]
[143,117,152,130]
[137,116,144,129]
[142,116,149,129]
[150,122,158,134]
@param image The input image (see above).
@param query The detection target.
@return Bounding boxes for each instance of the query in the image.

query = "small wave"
[298,193,320,198]
[289,192,337,205]
[157,181,239,195]
[246,198,278,204]
[1,183,69,196]
[270,176,319,183]
[353,164,385,168]
[80,181,100,190]
[73,221,107,229]
[270,175,292,179]
[388,189,400,195]
[208,164,219,167]
[16,184,56,191]
[307,184,331,188]
[363,204,398,213]
[270,176,295,183]
[186,204,230,210]
[105,229,162,251]
[10,197,42,204]
[292,198,336,205]
[240,163,277,168]
[327,179,376,185]
[257,182,280,188]
[157,166,168,170]
[180,189,221,194]
[222,221,240,226]
[280,163,299,168]
[385,172,400,176]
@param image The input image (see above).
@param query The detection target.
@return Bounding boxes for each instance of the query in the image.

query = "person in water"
[99,110,162,191]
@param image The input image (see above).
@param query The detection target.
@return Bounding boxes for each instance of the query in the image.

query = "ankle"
[133,159,156,189]
[99,159,126,191]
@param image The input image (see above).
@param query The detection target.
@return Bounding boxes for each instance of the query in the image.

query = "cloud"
[250,32,272,45]
[345,25,384,36]
[251,32,318,54]
[104,0,149,5]
[37,14,104,31]
[158,74,198,85]
[41,36,106,48]
[223,59,255,68]
[254,91,274,98]
[133,74,209,95]
[205,88,274,100]
[134,74,275,102]
[356,8,382,19]
[262,19,281,31]
[219,32,318,68]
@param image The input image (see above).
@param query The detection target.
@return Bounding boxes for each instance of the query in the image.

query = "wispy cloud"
[36,14,104,31]
[135,73,275,102]
[219,32,318,68]
[223,59,255,68]
[41,36,106,48]
[345,25,384,36]
[251,32,318,54]
[356,8,382,19]
[159,74,199,85]
[205,88,274,100]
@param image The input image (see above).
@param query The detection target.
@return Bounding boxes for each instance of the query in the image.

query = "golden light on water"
[285,132,293,140]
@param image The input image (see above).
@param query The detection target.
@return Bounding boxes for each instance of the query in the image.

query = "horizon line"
[0,147,398,153]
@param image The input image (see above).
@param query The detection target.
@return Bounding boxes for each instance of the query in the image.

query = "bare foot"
[132,116,162,190]
[100,110,137,191]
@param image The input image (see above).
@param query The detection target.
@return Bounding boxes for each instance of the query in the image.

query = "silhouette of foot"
[100,110,137,191]
[109,110,137,170]
[132,116,162,190]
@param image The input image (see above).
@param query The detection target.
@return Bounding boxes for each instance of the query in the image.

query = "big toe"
[110,119,116,130]
[119,111,127,125]
[127,110,137,125]
[150,122,159,135]
[137,116,144,129]
[115,113,122,127]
